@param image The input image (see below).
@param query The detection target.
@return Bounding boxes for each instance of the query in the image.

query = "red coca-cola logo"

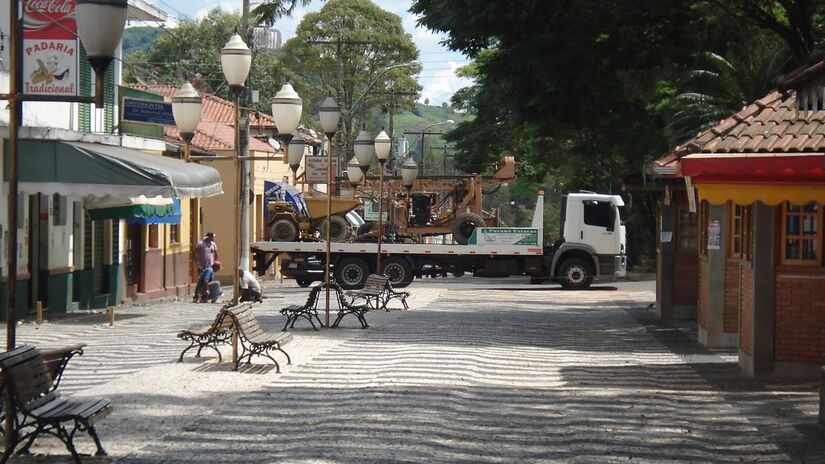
[24,0,73,14]
[23,0,76,39]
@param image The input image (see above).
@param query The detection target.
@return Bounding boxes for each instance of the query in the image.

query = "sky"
[144,0,473,105]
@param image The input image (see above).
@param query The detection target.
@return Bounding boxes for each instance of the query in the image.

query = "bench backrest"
[0,345,57,413]
[226,303,264,340]
[305,285,323,308]
[364,274,389,293]
[212,310,234,332]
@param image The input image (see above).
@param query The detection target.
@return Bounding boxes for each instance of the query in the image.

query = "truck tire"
[558,258,594,290]
[381,257,413,288]
[357,222,375,236]
[335,257,368,289]
[452,213,485,245]
[296,278,313,287]
[271,219,298,242]
[319,215,351,242]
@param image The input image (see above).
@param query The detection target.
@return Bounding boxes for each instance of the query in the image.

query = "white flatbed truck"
[251,192,627,289]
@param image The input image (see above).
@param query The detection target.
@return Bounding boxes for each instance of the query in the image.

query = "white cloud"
[419,60,473,106]
[195,2,237,19]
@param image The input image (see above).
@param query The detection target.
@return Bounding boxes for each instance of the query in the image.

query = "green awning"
[5,139,222,198]
[87,199,177,221]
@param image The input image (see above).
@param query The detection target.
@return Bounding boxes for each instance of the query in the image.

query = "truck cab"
[544,192,627,289]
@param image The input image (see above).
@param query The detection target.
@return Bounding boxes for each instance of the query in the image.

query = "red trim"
[682,155,825,182]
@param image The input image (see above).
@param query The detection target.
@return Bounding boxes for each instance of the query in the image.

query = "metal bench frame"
[330,282,370,329]
[225,304,292,371]
[347,274,410,311]
[280,285,324,330]
[0,345,111,464]
[177,311,234,362]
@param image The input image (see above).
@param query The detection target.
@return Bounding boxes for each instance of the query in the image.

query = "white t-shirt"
[240,270,261,293]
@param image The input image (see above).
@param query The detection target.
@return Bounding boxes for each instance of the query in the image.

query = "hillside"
[123,26,164,56]
[372,103,471,175]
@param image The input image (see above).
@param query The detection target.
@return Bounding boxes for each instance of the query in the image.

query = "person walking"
[194,232,218,272]
[239,268,263,303]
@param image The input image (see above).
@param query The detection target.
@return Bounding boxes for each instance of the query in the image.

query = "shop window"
[148,224,159,249]
[729,204,751,259]
[781,202,822,265]
[170,223,180,245]
[677,207,698,250]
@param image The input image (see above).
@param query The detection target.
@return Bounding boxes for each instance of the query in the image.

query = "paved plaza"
[7,278,825,463]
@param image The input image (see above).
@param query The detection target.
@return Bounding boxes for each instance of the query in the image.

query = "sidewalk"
[7,279,825,463]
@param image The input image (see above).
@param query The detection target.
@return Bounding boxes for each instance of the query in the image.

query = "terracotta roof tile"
[126,84,278,130]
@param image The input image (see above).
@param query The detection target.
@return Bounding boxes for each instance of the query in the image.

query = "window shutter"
[104,65,115,133]
[78,46,91,133]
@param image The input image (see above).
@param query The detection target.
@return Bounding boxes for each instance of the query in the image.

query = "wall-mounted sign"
[305,155,338,183]
[23,0,79,96]
[121,98,176,126]
[707,219,721,250]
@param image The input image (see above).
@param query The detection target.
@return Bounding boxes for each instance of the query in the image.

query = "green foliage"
[275,0,420,159]
[123,9,285,111]
[122,27,162,56]
[252,0,312,26]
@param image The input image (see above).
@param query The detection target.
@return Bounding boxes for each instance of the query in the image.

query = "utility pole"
[308,38,372,176]
[403,130,446,176]
[372,88,417,166]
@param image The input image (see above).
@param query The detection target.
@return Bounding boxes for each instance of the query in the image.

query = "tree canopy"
[274,0,420,160]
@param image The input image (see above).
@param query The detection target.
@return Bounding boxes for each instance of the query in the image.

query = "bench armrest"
[41,343,86,390]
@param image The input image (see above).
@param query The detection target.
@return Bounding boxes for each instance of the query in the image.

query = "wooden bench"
[329,282,370,329]
[225,303,292,371]
[346,274,410,311]
[177,311,234,362]
[280,285,324,330]
[0,345,112,463]
[0,344,86,433]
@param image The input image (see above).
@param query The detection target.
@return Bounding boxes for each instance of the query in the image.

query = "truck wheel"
[335,257,368,289]
[452,213,485,245]
[296,278,313,287]
[270,219,298,242]
[381,257,413,288]
[558,258,594,290]
[320,215,351,242]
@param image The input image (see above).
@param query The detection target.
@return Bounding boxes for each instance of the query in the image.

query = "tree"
[252,0,312,26]
[274,0,420,160]
[124,9,286,112]
[666,45,791,144]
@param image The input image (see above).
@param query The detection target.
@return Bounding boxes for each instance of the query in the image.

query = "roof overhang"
[5,140,223,198]
[681,152,825,183]
[127,0,170,22]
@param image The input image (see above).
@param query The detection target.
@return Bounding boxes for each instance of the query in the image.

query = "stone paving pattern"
[7,279,825,463]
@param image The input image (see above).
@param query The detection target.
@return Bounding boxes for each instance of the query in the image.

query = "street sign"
[121,97,176,126]
[305,155,338,183]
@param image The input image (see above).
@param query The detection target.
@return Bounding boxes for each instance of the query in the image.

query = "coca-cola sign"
[23,0,78,96]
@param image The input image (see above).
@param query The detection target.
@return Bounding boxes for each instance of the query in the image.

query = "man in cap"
[194,231,218,273]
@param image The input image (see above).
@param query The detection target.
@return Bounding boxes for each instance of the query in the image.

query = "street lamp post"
[171,81,203,163]
[220,33,252,306]
[354,127,375,184]
[401,157,419,229]
[2,0,128,446]
[287,136,306,185]
[319,96,340,327]
[419,119,454,176]
[373,129,392,272]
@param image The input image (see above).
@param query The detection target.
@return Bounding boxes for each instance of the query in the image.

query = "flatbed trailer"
[251,192,627,289]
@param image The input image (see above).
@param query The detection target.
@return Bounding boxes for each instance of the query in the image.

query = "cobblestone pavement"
[7,278,825,463]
